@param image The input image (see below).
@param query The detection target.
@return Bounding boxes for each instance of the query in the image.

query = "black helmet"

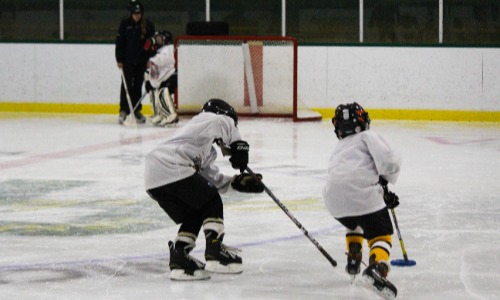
[128,0,144,13]
[163,30,173,45]
[154,30,173,47]
[202,99,238,126]
[332,102,370,140]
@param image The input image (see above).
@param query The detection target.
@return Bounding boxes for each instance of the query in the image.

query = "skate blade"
[359,275,396,300]
[205,261,243,274]
[170,269,211,281]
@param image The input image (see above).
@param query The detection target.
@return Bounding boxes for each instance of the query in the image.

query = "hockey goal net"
[174,36,321,122]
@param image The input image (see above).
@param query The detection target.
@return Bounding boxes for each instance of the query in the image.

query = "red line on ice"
[0,131,173,170]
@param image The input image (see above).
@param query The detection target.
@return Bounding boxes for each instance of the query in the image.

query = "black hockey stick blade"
[246,167,337,268]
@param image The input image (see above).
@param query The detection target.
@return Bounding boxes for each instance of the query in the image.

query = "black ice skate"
[168,241,210,281]
[345,243,362,282]
[361,263,397,299]
[134,111,146,124]
[204,230,243,274]
[118,111,127,125]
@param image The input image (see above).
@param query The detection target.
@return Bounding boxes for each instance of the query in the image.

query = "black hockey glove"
[383,188,399,209]
[378,176,389,187]
[229,140,249,172]
[379,176,399,209]
[231,173,264,193]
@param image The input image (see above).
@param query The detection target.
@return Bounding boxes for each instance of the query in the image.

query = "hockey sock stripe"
[369,238,392,265]
[368,235,392,248]
[203,218,225,236]
[202,218,224,226]
[371,245,391,257]
[346,233,364,238]
[175,232,198,247]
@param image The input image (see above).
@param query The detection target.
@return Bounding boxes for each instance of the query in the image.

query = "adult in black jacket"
[115,0,155,124]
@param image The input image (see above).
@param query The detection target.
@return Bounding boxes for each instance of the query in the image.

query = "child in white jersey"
[323,102,402,299]
[145,99,263,281]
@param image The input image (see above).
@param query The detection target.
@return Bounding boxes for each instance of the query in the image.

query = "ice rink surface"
[0,113,499,300]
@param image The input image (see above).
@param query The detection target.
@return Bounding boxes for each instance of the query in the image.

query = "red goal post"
[174,35,322,122]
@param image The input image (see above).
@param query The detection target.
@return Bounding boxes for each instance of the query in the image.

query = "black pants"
[147,173,223,237]
[146,73,178,97]
[336,208,393,240]
[159,73,178,95]
[120,63,146,114]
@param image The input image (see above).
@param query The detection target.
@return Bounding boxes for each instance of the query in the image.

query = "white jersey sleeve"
[148,45,176,88]
[364,132,402,184]
[199,147,233,193]
[144,112,241,191]
[322,130,402,218]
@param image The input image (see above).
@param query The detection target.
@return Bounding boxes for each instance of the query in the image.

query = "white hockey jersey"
[148,44,175,88]
[144,112,241,192]
[323,130,402,219]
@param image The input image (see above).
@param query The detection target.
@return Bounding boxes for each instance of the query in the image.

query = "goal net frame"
[174,35,321,122]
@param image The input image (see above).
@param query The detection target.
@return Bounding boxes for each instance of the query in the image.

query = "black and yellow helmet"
[332,102,370,140]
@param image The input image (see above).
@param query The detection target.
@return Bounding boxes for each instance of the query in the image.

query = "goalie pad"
[150,87,178,126]
[231,173,264,193]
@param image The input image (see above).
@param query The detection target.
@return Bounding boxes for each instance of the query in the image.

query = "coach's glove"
[379,176,399,209]
[229,140,249,172]
[231,173,264,193]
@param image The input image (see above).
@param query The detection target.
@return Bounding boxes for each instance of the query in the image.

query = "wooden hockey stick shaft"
[246,167,337,267]
[119,69,137,123]
[132,91,150,112]
[390,208,409,262]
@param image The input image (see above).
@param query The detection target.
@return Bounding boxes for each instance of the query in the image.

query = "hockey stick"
[246,167,337,268]
[390,208,416,267]
[132,91,150,112]
[119,69,137,126]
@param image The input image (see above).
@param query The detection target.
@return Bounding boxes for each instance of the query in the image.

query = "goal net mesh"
[175,36,321,121]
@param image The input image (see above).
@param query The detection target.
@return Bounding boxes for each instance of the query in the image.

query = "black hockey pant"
[146,173,223,237]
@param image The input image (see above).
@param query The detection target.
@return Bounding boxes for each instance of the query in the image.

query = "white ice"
[0,113,499,300]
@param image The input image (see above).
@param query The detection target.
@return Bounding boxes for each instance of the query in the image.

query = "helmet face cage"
[202,99,238,127]
[332,102,370,139]
[154,32,166,47]
[154,30,173,47]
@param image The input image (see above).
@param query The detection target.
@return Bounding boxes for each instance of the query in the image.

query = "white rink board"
[325,47,483,110]
[0,43,499,111]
